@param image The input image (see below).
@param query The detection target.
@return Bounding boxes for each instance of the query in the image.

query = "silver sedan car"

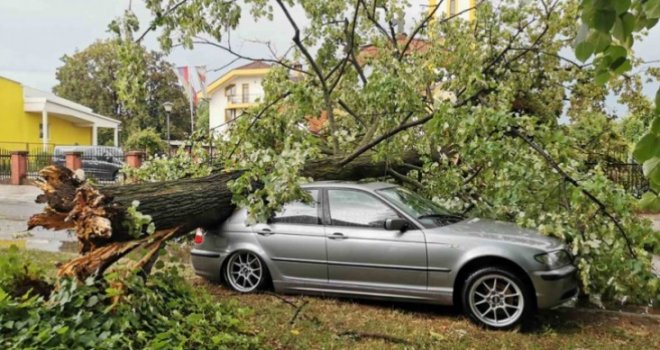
[191,182,578,329]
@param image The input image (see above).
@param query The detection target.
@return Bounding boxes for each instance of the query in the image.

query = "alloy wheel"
[467,273,525,328]
[225,251,264,293]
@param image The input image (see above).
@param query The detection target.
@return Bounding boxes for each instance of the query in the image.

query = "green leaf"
[651,116,660,135]
[594,70,611,85]
[611,58,632,74]
[587,30,612,53]
[605,45,627,61]
[613,13,635,43]
[575,41,595,62]
[633,133,660,162]
[584,8,617,32]
[656,89,660,113]
[639,192,660,212]
[643,0,660,19]
[642,157,660,179]
[614,0,631,14]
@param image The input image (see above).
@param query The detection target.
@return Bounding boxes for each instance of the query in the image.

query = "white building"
[205,62,271,135]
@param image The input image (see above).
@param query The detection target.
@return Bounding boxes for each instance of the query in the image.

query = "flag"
[175,66,194,101]
[196,65,208,100]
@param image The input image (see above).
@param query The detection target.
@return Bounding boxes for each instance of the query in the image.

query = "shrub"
[0,255,260,350]
[124,128,167,156]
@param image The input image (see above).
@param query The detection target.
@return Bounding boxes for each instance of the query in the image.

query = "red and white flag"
[175,66,195,101]
[196,65,208,100]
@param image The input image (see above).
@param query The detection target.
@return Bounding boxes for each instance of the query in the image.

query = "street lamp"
[163,101,174,150]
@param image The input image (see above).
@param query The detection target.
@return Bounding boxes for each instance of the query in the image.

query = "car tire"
[223,251,269,293]
[461,267,534,330]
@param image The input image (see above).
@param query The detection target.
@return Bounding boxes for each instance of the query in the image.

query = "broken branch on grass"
[338,331,411,345]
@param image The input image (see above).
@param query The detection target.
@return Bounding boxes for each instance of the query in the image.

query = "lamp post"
[163,101,174,154]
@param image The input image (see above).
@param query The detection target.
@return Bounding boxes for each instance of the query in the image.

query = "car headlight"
[535,250,571,269]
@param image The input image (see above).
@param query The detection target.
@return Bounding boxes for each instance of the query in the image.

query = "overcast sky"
[0,0,657,116]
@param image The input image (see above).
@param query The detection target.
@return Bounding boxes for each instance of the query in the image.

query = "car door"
[253,189,327,283]
[324,188,427,291]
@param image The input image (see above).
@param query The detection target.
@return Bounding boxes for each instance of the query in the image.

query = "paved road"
[0,185,76,251]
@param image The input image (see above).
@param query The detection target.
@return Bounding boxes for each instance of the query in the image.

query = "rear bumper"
[530,264,579,309]
[190,248,227,282]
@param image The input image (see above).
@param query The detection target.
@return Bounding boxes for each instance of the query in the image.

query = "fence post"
[65,152,82,171]
[10,151,28,185]
[125,151,145,168]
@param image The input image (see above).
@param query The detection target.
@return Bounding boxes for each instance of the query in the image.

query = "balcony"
[227,93,264,105]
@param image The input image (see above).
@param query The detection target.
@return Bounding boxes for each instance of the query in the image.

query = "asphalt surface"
[0,184,76,251]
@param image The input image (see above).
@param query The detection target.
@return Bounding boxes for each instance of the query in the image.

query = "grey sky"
[0,0,657,116]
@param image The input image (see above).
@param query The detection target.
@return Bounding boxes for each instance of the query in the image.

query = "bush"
[124,128,167,156]
[0,245,52,298]
[0,252,260,350]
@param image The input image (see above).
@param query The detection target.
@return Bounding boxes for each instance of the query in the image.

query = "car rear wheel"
[461,267,533,330]
[224,251,268,293]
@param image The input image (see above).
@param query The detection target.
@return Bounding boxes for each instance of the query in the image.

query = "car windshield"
[376,186,463,228]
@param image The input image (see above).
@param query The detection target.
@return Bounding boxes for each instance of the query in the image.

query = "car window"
[271,190,320,225]
[328,189,399,228]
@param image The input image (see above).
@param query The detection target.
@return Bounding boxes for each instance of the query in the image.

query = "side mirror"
[385,218,409,232]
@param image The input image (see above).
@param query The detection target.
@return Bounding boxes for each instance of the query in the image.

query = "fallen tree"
[28,152,426,279]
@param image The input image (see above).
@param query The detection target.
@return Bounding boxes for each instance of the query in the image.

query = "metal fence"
[585,151,649,198]
[0,148,10,181]
[0,142,124,184]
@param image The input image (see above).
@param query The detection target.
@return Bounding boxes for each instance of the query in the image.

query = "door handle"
[257,227,273,236]
[328,232,347,240]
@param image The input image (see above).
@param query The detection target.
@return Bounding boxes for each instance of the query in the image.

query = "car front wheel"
[224,251,268,293]
[461,267,533,330]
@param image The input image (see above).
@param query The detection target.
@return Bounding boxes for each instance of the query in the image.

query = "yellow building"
[429,0,477,21]
[0,76,120,151]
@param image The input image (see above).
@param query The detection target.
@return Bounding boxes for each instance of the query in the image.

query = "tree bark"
[28,151,425,265]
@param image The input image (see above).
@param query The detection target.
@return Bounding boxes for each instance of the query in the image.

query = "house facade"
[429,0,477,21]
[206,62,271,135]
[0,76,121,151]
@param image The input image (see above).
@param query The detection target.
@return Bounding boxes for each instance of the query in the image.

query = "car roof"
[302,181,397,191]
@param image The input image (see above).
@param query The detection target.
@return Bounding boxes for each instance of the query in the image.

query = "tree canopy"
[54,39,190,144]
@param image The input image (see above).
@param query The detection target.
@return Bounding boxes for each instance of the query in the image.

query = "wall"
[208,74,266,136]
[0,77,91,150]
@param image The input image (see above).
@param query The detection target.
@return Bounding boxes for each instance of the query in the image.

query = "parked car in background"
[191,182,578,330]
[53,145,124,181]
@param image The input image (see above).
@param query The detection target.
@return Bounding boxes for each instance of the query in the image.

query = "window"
[241,84,250,103]
[225,109,237,122]
[449,0,457,16]
[328,189,400,228]
[271,190,321,225]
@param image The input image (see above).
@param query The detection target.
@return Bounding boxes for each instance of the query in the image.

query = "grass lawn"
[11,248,660,350]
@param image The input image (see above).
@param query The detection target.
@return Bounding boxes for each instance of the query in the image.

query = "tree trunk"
[28,151,424,272]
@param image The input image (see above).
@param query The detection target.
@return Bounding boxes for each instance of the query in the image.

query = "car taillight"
[194,228,205,244]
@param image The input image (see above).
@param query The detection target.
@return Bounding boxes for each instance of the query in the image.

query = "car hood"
[426,218,564,250]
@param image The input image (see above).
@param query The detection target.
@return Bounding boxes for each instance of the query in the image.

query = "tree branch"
[509,128,637,258]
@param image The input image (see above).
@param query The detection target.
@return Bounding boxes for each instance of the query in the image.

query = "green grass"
[11,248,660,350]
[193,277,660,350]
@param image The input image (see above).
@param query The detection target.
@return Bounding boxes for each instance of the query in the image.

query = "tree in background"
[576,0,660,211]
[53,39,190,145]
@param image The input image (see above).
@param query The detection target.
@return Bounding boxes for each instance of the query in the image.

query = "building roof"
[204,61,272,96]
[22,86,121,128]
[235,61,272,70]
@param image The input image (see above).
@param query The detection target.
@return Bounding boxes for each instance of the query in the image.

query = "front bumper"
[530,264,579,309]
[190,248,227,282]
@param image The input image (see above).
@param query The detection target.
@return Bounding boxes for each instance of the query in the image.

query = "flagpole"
[190,90,194,134]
